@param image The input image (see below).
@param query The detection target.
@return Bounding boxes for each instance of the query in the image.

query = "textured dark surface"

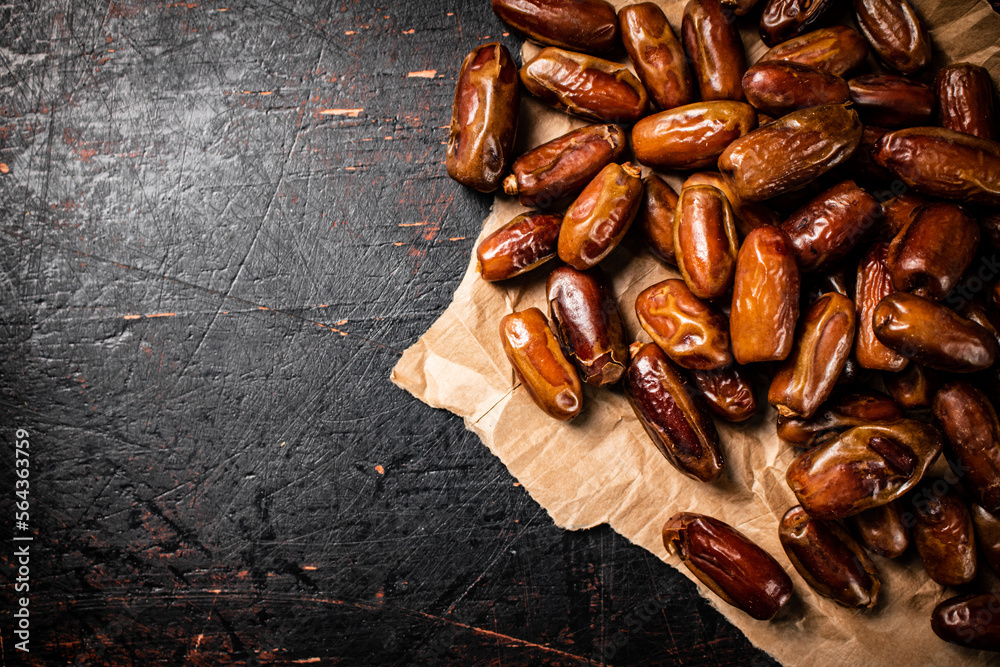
[0,1,778,664]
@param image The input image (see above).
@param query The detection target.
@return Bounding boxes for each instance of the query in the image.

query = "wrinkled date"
[718,104,862,202]
[910,479,978,586]
[446,43,520,192]
[886,202,979,301]
[490,0,619,54]
[933,382,1000,514]
[779,506,881,609]
[872,293,998,373]
[760,0,837,46]
[935,63,997,141]
[781,179,881,273]
[873,127,1000,206]
[477,212,562,282]
[682,0,747,101]
[683,172,781,237]
[663,512,793,620]
[558,162,643,270]
[547,266,628,387]
[520,47,649,123]
[848,74,936,128]
[504,124,626,209]
[742,61,850,117]
[785,419,943,518]
[879,192,929,240]
[855,242,908,371]
[690,366,758,422]
[853,0,931,74]
[730,226,801,364]
[636,174,680,265]
[674,185,739,300]
[625,343,724,482]
[850,500,910,559]
[632,101,757,170]
[883,362,938,408]
[776,389,903,448]
[619,3,695,111]
[932,593,1000,653]
[757,25,869,76]
[499,308,583,421]
[635,279,733,370]
[768,292,856,419]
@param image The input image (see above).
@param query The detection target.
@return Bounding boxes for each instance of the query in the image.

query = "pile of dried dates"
[447,0,1000,653]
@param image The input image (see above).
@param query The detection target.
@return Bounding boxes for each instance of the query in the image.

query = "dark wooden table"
[0,1,778,664]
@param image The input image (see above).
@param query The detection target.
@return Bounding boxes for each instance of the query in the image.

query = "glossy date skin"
[636,175,680,265]
[779,506,880,609]
[619,3,696,111]
[742,62,850,118]
[674,185,739,300]
[520,48,649,123]
[504,124,626,209]
[636,279,733,370]
[719,104,862,202]
[632,101,757,170]
[873,127,1000,207]
[547,267,627,387]
[855,242,908,371]
[625,343,724,482]
[933,383,1000,514]
[491,0,619,54]
[880,192,929,240]
[477,212,562,282]
[446,43,520,192]
[663,512,793,620]
[971,504,1000,576]
[883,362,938,409]
[768,293,856,419]
[785,419,943,519]
[853,0,931,74]
[690,366,758,422]
[730,226,801,364]
[781,180,881,273]
[682,171,781,238]
[932,593,1000,653]
[910,480,977,586]
[681,0,747,102]
[760,0,837,47]
[499,308,583,421]
[872,293,998,373]
[776,389,903,448]
[850,500,910,558]
[558,162,643,270]
[847,74,936,128]
[886,203,979,301]
[757,26,869,77]
[936,63,997,141]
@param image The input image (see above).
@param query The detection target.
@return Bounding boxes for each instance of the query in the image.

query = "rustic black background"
[0,1,779,664]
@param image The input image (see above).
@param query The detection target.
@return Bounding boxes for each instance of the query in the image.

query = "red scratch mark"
[402,29,414,34]
[344,30,356,35]
[335,319,348,325]
[375,465,385,475]
[513,482,521,487]
[407,70,437,78]
[147,312,177,318]
[0,163,10,174]
[448,237,465,241]
[291,660,322,664]
[398,221,429,227]
[319,108,363,117]
[375,588,385,599]
[302,566,318,571]
[123,314,141,320]
[393,242,406,246]
[123,312,177,320]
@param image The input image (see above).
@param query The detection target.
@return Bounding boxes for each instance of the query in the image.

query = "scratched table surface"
[0,1,778,664]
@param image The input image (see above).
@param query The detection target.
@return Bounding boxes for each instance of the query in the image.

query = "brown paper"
[391,2,1000,664]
